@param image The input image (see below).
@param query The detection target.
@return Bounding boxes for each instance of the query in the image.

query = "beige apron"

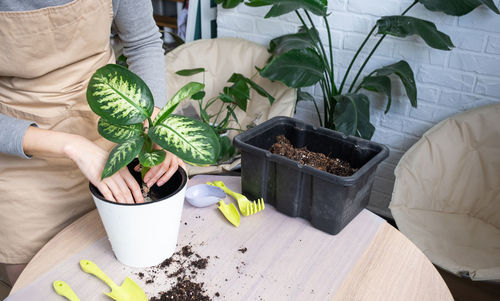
[0,0,115,264]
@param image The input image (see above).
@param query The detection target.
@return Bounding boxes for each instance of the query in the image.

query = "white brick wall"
[216,0,500,218]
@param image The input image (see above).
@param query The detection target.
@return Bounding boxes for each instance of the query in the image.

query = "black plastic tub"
[233,116,389,235]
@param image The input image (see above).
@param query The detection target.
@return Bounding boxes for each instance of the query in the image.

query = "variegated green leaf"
[149,115,220,165]
[101,136,145,179]
[87,64,154,125]
[139,149,166,168]
[154,82,205,126]
[98,118,143,144]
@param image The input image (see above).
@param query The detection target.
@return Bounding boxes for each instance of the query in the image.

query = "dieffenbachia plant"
[175,67,275,162]
[87,64,220,179]
[216,0,499,140]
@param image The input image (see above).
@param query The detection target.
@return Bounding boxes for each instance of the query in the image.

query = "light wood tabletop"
[11,175,452,300]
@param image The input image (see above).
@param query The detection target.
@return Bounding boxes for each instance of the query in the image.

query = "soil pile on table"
[269,135,358,176]
[147,245,214,301]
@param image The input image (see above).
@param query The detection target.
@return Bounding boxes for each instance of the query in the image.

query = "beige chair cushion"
[390,103,500,281]
[165,38,296,174]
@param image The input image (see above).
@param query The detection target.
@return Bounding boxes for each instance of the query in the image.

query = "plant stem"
[212,102,224,126]
[323,16,337,95]
[203,96,219,111]
[339,25,377,94]
[348,0,419,93]
[295,11,333,95]
[319,80,329,126]
[348,33,386,93]
[304,11,336,95]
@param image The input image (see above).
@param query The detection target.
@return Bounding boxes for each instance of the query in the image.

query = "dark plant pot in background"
[89,159,188,267]
[233,117,389,235]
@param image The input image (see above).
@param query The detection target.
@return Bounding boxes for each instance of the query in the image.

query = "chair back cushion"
[390,103,500,280]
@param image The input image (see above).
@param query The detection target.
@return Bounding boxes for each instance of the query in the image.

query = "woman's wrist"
[22,126,84,159]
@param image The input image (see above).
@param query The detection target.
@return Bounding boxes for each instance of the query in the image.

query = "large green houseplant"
[87,64,220,179]
[175,67,275,162]
[216,0,499,139]
[86,64,220,267]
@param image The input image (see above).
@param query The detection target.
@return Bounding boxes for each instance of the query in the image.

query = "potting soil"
[270,135,357,176]
[142,245,214,301]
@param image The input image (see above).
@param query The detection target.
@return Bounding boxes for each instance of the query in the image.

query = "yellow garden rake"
[207,181,265,216]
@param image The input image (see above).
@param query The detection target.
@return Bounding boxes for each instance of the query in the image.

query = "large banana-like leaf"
[215,0,244,9]
[333,93,375,140]
[358,76,392,114]
[246,0,328,18]
[87,64,154,125]
[101,136,145,179]
[259,48,325,88]
[370,60,417,108]
[269,27,319,57]
[154,82,205,126]
[149,115,220,165]
[97,118,143,144]
[419,0,499,16]
[377,16,454,51]
[139,149,166,168]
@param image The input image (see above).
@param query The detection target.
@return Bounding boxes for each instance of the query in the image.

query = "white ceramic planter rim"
[90,168,187,206]
[89,167,188,268]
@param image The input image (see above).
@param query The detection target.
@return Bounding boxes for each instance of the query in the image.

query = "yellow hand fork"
[207,181,265,216]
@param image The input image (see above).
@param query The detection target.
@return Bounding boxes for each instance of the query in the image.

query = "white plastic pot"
[89,164,187,267]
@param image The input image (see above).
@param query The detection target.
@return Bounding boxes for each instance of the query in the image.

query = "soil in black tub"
[270,135,358,176]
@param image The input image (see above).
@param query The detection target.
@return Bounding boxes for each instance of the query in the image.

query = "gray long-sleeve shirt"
[0,0,166,158]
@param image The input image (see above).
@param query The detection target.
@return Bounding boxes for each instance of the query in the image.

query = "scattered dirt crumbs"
[238,247,247,254]
[269,135,358,176]
[150,278,210,301]
[143,244,216,301]
[181,245,194,257]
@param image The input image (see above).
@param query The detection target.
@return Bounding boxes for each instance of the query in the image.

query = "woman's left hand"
[135,149,186,188]
[136,106,186,187]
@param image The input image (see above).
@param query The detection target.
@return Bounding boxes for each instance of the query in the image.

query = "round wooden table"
[11,175,452,300]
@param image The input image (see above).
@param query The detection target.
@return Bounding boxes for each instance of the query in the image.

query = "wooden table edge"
[332,223,453,300]
[12,210,452,301]
[11,210,104,293]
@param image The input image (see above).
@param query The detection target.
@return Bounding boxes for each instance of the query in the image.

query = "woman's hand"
[136,106,186,188]
[134,147,186,188]
[63,135,145,204]
[23,126,144,203]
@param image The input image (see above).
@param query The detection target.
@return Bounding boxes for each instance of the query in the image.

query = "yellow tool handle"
[80,260,119,291]
[208,181,241,199]
[53,280,80,301]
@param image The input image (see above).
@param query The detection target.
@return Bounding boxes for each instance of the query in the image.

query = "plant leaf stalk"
[323,15,336,95]
[295,11,334,97]
[338,25,376,94]
[348,0,419,92]
[304,10,337,95]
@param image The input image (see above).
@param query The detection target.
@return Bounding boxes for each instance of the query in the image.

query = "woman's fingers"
[96,183,116,203]
[177,157,186,170]
[102,176,133,204]
[158,158,180,186]
[144,154,173,187]
[121,168,145,203]
[144,153,185,187]
[114,175,135,204]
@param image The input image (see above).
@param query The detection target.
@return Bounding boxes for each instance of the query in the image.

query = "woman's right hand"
[63,135,145,204]
[23,126,144,203]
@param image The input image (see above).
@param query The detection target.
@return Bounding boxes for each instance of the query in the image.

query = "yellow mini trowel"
[80,260,147,301]
[217,200,240,227]
[53,280,80,301]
